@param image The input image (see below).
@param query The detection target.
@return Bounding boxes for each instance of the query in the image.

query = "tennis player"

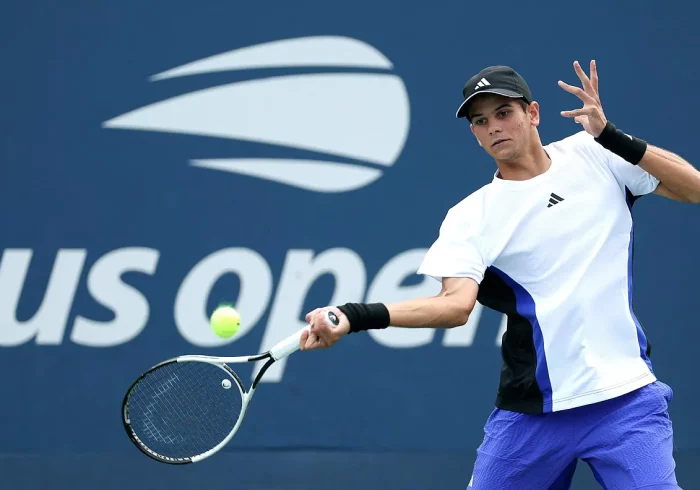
[300,60,700,489]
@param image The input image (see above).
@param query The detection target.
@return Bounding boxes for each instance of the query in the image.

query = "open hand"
[558,60,607,137]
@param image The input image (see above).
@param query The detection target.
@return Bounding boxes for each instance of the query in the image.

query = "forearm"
[338,277,478,334]
[386,295,471,329]
[639,145,700,203]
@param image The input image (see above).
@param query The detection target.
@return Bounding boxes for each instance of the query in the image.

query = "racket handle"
[269,310,339,360]
[269,327,306,361]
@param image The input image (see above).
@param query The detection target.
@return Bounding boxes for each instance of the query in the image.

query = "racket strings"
[126,361,243,460]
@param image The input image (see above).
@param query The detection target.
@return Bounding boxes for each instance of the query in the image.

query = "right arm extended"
[384,276,479,328]
[300,276,479,351]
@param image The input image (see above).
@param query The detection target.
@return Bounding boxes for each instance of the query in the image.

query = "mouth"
[492,139,510,148]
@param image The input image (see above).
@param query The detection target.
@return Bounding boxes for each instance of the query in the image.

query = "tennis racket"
[121,310,340,464]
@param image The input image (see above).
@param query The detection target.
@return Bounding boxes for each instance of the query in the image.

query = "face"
[468,94,540,161]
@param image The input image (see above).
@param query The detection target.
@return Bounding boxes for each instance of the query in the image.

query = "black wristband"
[594,121,647,165]
[337,302,390,333]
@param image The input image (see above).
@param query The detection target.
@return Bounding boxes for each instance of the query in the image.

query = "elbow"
[448,306,472,328]
[691,177,700,203]
[682,189,700,204]
[457,308,471,326]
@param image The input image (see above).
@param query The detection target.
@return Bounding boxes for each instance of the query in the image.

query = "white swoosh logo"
[191,159,382,193]
[102,37,410,192]
[103,73,409,166]
[150,35,393,81]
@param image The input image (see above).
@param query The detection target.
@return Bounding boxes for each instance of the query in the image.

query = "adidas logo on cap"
[475,78,491,90]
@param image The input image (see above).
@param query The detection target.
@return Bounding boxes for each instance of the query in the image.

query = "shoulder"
[440,184,491,234]
[545,130,606,163]
[545,130,594,151]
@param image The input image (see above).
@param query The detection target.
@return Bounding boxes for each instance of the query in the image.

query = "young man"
[299,61,700,489]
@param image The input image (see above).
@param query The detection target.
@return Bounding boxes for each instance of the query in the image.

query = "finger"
[309,315,325,335]
[312,321,332,341]
[590,60,599,95]
[573,60,594,94]
[558,80,596,104]
[304,331,320,350]
[299,328,309,350]
[305,308,321,323]
[560,107,597,118]
[311,308,337,330]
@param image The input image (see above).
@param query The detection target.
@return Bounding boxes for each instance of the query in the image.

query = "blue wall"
[1,1,698,488]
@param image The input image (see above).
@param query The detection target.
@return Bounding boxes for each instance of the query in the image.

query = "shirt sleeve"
[581,131,659,196]
[416,206,487,284]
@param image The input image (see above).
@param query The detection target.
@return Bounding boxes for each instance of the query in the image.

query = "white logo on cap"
[475,78,491,90]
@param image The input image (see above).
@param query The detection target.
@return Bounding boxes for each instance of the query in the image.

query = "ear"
[527,101,540,127]
[470,124,483,147]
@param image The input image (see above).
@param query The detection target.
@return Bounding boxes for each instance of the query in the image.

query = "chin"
[491,147,518,161]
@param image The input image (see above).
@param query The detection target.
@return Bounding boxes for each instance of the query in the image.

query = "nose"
[488,121,502,136]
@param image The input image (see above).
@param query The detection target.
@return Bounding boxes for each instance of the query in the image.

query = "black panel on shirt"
[477,267,545,414]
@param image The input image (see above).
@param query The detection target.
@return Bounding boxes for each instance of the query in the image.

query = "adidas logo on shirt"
[547,193,565,208]
[475,78,491,90]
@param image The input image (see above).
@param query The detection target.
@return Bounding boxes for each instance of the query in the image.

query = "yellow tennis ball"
[210,306,241,338]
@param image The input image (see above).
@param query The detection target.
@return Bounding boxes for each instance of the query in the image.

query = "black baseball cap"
[456,66,533,119]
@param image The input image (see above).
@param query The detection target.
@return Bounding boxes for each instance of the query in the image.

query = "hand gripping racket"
[121,310,340,464]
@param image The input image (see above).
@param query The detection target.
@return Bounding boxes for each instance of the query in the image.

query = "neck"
[494,136,550,181]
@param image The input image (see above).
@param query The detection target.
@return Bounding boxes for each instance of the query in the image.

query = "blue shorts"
[468,381,680,489]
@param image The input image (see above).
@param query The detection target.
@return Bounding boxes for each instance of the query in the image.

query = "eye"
[474,118,486,125]
[498,110,511,118]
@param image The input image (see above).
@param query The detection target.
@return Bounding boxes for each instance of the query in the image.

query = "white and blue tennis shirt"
[418,131,659,413]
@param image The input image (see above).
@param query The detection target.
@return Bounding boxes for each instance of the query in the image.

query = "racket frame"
[122,312,337,464]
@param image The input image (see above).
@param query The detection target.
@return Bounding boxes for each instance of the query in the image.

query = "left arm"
[559,60,700,204]
[639,146,700,203]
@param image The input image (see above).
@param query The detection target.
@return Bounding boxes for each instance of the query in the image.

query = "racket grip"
[269,327,306,361]
[269,311,339,360]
